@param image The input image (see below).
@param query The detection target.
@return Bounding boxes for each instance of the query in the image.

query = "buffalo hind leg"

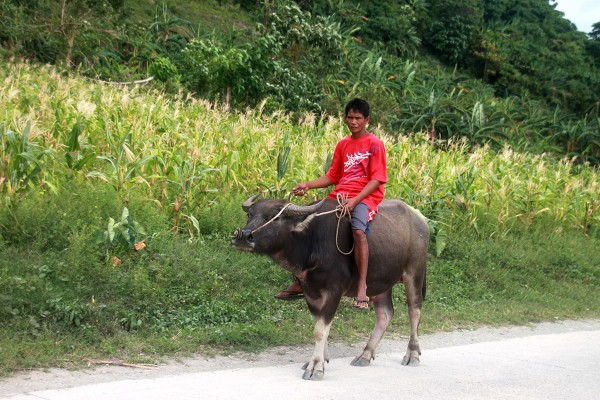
[402,273,423,366]
[351,289,394,367]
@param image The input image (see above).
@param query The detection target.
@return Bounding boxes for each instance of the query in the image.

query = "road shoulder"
[1,318,599,396]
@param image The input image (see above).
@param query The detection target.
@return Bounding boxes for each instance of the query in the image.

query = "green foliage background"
[1,0,599,163]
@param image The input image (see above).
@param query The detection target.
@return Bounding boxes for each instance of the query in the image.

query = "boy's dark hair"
[345,98,370,118]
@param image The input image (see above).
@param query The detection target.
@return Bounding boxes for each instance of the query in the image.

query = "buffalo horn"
[282,199,326,217]
[242,194,260,212]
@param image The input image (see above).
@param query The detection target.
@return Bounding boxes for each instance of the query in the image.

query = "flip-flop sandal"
[274,290,304,300]
[352,298,370,310]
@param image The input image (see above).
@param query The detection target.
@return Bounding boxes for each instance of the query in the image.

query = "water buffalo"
[231,196,429,380]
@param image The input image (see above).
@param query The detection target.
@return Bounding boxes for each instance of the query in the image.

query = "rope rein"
[311,193,354,255]
[251,193,354,255]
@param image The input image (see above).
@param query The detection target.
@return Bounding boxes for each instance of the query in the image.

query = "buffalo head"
[232,195,325,253]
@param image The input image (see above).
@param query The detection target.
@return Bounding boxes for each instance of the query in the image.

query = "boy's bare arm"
[293,175,334,196]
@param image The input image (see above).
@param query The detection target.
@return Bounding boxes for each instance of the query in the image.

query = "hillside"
[126,0,255,33]
[2,0,597,163]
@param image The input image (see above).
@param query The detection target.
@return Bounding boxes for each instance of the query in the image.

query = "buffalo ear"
[242,194,260,212]
[291,213,316,233]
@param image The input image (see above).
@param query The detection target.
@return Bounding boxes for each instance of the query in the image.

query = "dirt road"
[2,319,599,399]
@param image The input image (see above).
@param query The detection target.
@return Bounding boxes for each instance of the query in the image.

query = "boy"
[274,98,387,310]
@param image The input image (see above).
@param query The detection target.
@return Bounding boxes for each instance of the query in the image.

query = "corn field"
[1,62,599,238]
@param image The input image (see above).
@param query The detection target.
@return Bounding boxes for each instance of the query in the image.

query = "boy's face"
[345,109,370,136]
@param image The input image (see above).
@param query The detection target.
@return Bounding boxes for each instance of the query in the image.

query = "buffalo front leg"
[402,274,423,366]
[302,317,333,380]
[351,289,394,367]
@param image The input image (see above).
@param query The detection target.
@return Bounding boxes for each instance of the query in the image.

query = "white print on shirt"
[368,209,377,220]
[344,150,372,172]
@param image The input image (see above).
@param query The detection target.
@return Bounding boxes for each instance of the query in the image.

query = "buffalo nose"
[232,228,253,242]
[233,228,243,240]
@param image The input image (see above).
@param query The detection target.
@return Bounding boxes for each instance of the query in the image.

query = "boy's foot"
[352,298,369,310]
[274,280,304,300]
[274,289,304,300]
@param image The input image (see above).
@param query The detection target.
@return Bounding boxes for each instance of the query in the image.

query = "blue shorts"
[351,202,371,235]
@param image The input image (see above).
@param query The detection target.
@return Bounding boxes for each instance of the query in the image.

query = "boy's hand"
[292,183,309,196]
[345,197,360,212]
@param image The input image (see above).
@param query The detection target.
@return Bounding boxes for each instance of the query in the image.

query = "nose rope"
[250,203,292,235]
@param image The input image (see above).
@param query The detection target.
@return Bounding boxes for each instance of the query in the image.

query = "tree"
[358,0,425,57]
[177,1,346,113]
[473,26,506,82]
[424,0,482,65]
[587,22,600,67]
[475,0,599,114]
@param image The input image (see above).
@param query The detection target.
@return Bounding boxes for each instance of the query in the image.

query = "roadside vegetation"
[1,62,598,376]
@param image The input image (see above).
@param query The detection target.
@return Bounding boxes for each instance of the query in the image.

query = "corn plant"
[1,61,598,239]
[0,121,54,200]
[63,118,96,172]
[86,120,155,197]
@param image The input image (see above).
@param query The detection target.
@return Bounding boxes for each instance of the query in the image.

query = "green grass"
[126,0,255,35]
[0,183,598,376]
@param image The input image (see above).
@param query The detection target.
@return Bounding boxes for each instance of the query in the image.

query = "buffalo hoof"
[350,355,371,367]
[302,369,324,380]
[401,355,420,367]
[301,361,325,380]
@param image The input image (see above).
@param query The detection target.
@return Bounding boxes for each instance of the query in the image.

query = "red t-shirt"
[326,133,387,220]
